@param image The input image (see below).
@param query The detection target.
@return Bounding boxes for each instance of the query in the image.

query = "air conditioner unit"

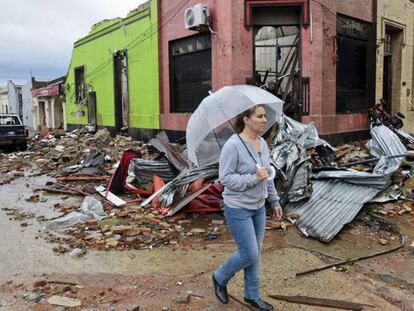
[184,4,210,30]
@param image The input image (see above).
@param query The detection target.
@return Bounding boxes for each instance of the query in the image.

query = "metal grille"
[170,34,211,113]
[336,15,374,114]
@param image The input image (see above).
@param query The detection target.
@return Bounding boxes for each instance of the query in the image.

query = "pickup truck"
[0,114,29,150]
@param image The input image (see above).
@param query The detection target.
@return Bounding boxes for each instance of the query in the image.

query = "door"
[88,91,97,128]
[113,50,129,132]
[382,55,392,112]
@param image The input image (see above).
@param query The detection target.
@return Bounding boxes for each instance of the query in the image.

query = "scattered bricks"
[136,235,153,244]
[133,214,144,222]
[286,211,300,219]
[378,238,388,245]
[126,230,140,237]
[111,225,133,234]
[173,294,190,304]
[118,211,131,218]
[105,238,119,248]
[383,203,396,210]
[138,227,152,235]
[83,235,95,241]
[157,233,169,240]
[177,220,191,226]
[398,209,409,216]
[101,226,111,233]
[169,214,186,222]
[124,237,138,246]
[94,240,106,249]
[159,222,171,229]
[85,220,98,227]
[388,212,397,217]
[190,228,206,235]
[142,215,160,225]
[104,232,113,238]
[267,221,282,229]
[53,245,68,254]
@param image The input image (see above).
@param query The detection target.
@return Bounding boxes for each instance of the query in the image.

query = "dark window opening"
[170,33,211,113]
[74,66,86,104]
[336,14,375,114]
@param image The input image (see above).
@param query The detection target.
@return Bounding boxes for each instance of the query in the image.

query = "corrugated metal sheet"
[285,180,381,242]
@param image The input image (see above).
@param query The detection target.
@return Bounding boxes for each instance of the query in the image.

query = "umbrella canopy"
[186,85,284,167]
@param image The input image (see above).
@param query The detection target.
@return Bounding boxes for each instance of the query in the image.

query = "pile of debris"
[273,114,414,242]
[0,127,227,255]
[2,104,414,254]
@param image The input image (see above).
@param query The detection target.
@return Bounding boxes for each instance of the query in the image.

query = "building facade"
[0,81,23,117]
[32,77,66,131]
[375,0,414,133]
[65,1,160,140]
[159,0,377,141]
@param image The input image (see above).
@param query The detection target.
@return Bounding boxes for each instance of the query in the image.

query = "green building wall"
[65,0,159,136]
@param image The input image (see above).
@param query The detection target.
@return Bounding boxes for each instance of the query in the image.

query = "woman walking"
[212,105,282,311]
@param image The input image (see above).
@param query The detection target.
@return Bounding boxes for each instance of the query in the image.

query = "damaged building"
[159,0,377,142]
[63,0,413,141]
[32,76,66,131]
[65,1,160,140]
[375,0,414,133]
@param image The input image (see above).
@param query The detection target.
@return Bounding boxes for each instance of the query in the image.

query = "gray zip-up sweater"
[219,134,280,210]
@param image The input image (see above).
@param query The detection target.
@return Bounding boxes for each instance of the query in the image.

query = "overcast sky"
[0,0,146,87]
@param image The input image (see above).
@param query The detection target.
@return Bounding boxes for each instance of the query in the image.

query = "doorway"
[382,26,403,114]
[113,50,129,132]
[252,6,303,121]
[38,101,46,126]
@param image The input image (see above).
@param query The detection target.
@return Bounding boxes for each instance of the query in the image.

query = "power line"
[84,0,191,83]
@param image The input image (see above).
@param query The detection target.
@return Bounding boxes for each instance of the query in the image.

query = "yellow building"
[376,0,414,132]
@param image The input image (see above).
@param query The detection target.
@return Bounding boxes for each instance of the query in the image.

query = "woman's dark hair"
[233,105,264,133]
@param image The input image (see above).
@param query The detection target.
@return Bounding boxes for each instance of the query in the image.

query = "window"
[74,66,85,104]
[170,33,211,113]
[336,14,375,114]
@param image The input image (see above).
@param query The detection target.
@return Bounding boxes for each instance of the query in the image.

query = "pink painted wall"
[302,0,373,134]
[159,0,374,135]
[159,0,252,131]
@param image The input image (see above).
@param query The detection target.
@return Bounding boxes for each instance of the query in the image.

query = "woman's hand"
[272,205,283,220]
[256,166,269,181]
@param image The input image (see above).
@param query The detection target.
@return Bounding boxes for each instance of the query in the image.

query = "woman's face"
[243,106,267,134]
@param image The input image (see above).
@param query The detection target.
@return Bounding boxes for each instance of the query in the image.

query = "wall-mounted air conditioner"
[184,4,210,30]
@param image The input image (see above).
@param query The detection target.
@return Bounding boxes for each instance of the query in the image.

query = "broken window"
[169,33,211,113]
[74,66,86,104]
[336,14,375,114]
[254,25,303,120]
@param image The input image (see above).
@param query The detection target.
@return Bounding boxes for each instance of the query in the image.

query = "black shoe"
[244,297,273,311]
[212,274,229,304]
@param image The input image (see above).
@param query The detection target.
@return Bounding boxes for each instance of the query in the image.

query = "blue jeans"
[214,205,266,300]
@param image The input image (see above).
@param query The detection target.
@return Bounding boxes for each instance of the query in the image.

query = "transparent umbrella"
[186,85,284,167]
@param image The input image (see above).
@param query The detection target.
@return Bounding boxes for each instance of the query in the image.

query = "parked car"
[0,114,29,150]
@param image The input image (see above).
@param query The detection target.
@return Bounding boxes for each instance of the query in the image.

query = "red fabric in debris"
[107,150,141,195]
[183,181,223,213]
[152,175,170,215]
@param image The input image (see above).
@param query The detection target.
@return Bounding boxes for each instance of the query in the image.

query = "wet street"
[1,175,414,310]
